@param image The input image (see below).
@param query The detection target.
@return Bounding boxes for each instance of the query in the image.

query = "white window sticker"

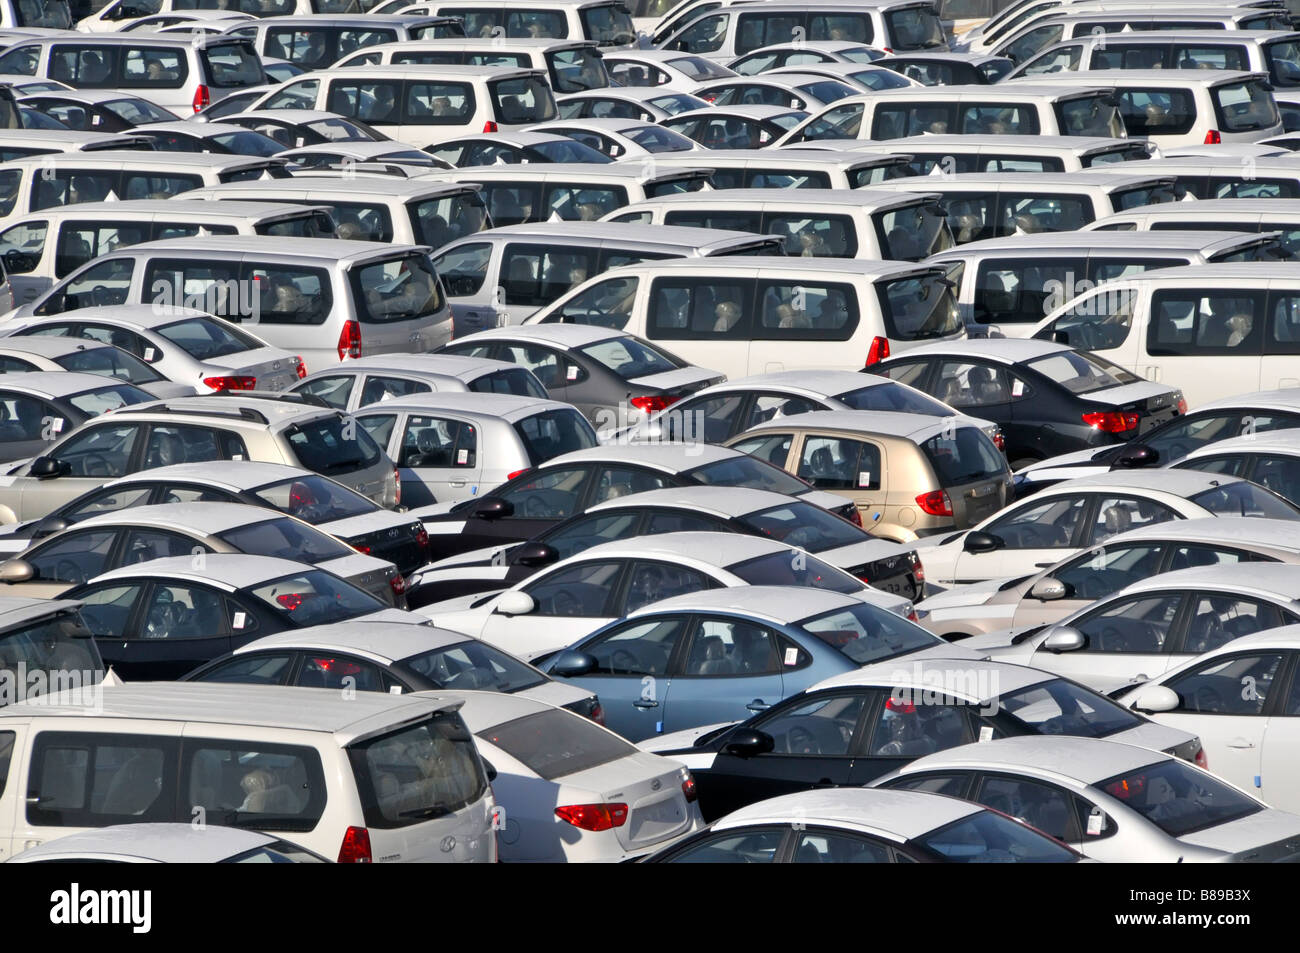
[143,347,156,361]
[51,417,64,433]
[783,646,799,666]
[858,471,872,488]
[1011,379,1025,397]
[457,448,469,465]
[231,454,244,461]
[978,725,994,743]
[232,611,247,629]
[389,684,403,694]
[566,365,579,381]
[1086,808,1105,836]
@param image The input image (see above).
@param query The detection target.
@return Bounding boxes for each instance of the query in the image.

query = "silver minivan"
[432,220,782,332]
[11,236,453,371]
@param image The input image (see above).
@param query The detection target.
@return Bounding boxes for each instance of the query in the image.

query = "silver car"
[290,353,548,412]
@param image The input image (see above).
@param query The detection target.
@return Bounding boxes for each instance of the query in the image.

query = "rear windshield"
[67,383,153,416]
[468,368,549,399]
[921,426,1007,487]
[581,3,636,45]
[407,191,489,248]
[156,317,261,361]
[550,46,609,93]
[253,474,377,522]
[0,610,102,697]
[999,678,1139,737]
[876,202,952,261]
[286,415,384,476]
[1098,759,1260,837]
[797,602,939,665]
[1083,145,1151,167]
[56,346,163,385]
[349,711,488,829]
[727,550,862,594]
[513,409,599,466]
[836,382,954,416]
[257,211,337,239]
[477,708,634,781]
[218,516,353,564]
[576,336,679,379]
[739,501,864,554]
[1212,79,1280,133]
[877,271,962,340]
[401,640,545,693]
[916,809,1078,863]
[1024,349,1139,393]
[1190,482,1300,519]
[490,75,557,124]
[686,456,811,496]
[885,6,947,50]
[1266,39,1300,87]
[15,0,71,28]
[349,253,446,324]
[202,44,266,89]
[251,569,386,627]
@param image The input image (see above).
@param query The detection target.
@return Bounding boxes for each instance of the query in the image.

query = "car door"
[967,772,1089,851]
[792,432,887,526]
[561,613,689,740]
[1171,594,1297,668]
[950,492,1091,584]
[1144,287,1265,403]
[1154,650,1286,798]
[470,464,597,547]
[664,614,788,734]
[1257,653,1300,812]
[1028,590,1189,693]
[586,464,672,506]
[15,421,147,522]
[1012,541,1165,630]
[119,580,238,680]
[393,412,483,507]
[701,688,871,819]
[847,692,982,786]
[492,340,576,406]
[1082,495,1178,549]
[65,578,149,676]
[12,527,120,598]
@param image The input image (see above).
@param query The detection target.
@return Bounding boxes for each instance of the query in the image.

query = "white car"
[916,469,1300,588]
[643,787,1085,862]
[529,117,705,158]
[7,824,326,863]
[601,49,737,92]
[420,531,891,662]
[1171,428,1300,505]
[874,736,1300,862]
[454,690,705,861]
[1,305,306,395]
[1117,625,1300,813]
[967,563,1300,694]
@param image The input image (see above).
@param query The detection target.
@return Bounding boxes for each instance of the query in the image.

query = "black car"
[130,124,286,158]
[874,339,1185,471]
[19,93,179,132]
[407,484,920,607]
[426,132,612,167]
[873,53,1014,85]
[411,443,864,562]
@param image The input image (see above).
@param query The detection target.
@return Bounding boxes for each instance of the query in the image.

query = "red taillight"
[992,429,1005,451]
[589,700,605,726]
[554,803,628,832]
[865,335,890,367]
[415,525,429,551]
[907,610,919,622]
[276,593,303,611]
[338,825,372,863]
[915,489,953,517]
[844,505,863,527]
[681,773,698,803]
[192,84,210,114]
[389,574,406,596]
[629,394,679,414]
[202,375,256,391]
[1177,397,1187,415]
[355,543,372,554]
[1082,411,1139,434]
[295,356,307,379]
[1205,129,1221,144]
[337,320,362,361]
[911,551,925,585]
[506,468,529,481]
[1195,746,1208,770]
[483,120,499,133]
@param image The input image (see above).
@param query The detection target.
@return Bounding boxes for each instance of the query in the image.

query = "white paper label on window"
[51,417,64,433]
[389,684,403,694]
[231,454,244,461]
[858,471,872,487]
[143,348,156,361]
[566,365,579,381]
[1011,379,1025,397]
[978,725,994,743]
[457,448,469,465]
[783,647,798,666]
[1087,809,1104,836]
[232,612,247,629]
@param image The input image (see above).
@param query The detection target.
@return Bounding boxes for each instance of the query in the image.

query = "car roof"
[46,304,219,330]
[667,104,806,120]
[605,256,937,278]
[1179,429,1300,458]
[315,353,519,379]
[622,583,876,623]
[11,199,328,221]
[104,460,312,490]
[898,736,1166,785]
[10,823,281,863]
[120,393,339,427]
[827,83,1110,102]
[89,553,318,590]
[546,442,739,469]
[353,391,573,422]
[888,338,1070,364]
[715,788,979,839]
[812,657,1053,700]
[451,323,623,349]
[122,235,423,263]
[299,64,544,81]
[587,484,793,518]
[877,171,1172,189]
[741,409,958,441]
[840,133,1135,153]
[1007,70,1264,86]
[233,620,472,662]
[74,501,286,535]
[1,149,271,169]
[713,370,893,394]
[0,336,119,358]
[1200,386,1300,413]
[0,597,85,632]
[575,530,790,564]
[1101,515,1300,550]
[0,682,461,743]
[190,176,477,199]
[1118,562,1300,600]
[0,370,133,399]
[625,186,926,209]
[1040,468,1240,495]
[431,161,704,181]
[456,221,768,248]
[933,230,1266,255]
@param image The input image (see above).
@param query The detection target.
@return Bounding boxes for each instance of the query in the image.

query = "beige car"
[724,410,1012,543]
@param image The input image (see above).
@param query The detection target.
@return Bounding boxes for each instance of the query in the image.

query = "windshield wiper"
[399,803,453,819]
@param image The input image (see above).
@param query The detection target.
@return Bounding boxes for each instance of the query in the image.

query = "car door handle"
[746,699,770,712]
[449,481,466,487]
[633,699,659,709]
[1228,739,1256,749]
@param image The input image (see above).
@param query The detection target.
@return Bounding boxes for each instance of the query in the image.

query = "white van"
[637,148,915,189]
[186,177,489,248]
[1087,196,1300,257]
[250,65,557,149]
[222,15,466,68]
[390,0,637,49]
[801,134,1155,173]
[0,151,290,223]
[1006,70,1284,146]
[777,83,1126,144]
[334,38,612,95]
[1029,262,1300,406]
[432,220,781,331]
[606,188,952,261]
[525,257,966,379]
[12,235,454,370]
[75,0,402,30]
[928,230,1286,337]
[0,682,497,863]
[0,199,336,306]
[0,128,148,162]
[1093,155,1300,199]
[0,34,267,113]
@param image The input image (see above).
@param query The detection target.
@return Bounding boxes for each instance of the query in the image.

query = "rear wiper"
[399,804,453,819]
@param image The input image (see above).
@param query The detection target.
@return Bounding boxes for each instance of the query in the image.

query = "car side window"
[974,774,1081,842]
[681,616,783,677]
[356,413,397,450]
[645,512,725,534]
[524,559,623,617]
[933,360,1020,407]
[867,696,977,758]
[753,691,868,757]
[143,424,246,469]
[1249,453,1300,505]
[543,513,640,562]
[1167,543,1274,572]
[122,529,200,566]
[61,485,154,524]
[360,375,432,406]
[621,560,715,614]
[662,826,785,863]
[987,495,1088,549]
[1071,593,1184,654]
[401,416,475,469]
[28,731,177,826]
[729,433,792,468]
[192,652,293,686]
[591,465,669,504]
[139,583,230,640]
[1166,652,1286,715]
[1088,495,1177,545]
[874,359,930,389]
[1052,543,1163,602]
[51,423,142,478]
[0,391,55,442]
[1182,596,1288,655]
[796,436,882,491]
[499,467,590,520]
[584,615,688,676]
[882,772,974,797]
[295,374,354,410]
[1035,287,1135,352]
[1148,290,1266,356]
[791,828,893,864]
[647,278,752,340]
[73,583,145,638]
[26,529,117,586]
[547,275,639,330]
[745,393,821,430]
[297,654,385,692]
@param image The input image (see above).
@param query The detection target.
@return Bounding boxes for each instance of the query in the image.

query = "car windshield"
[251,569,385,626]
[576,335,679,379]
[286,416,383,476]
[402,640,545,693]
[1024,349,1139,394]
[739,501,863,553]
[104,98,177,125]
[513,409,599,466]
[915,809,1079,862]
[350,253,446,324]
[999,678,1141,738]
[797,602,940,664]
[624,125,698,152]
[217,517,352,564]
[1099,758,1261,837]
[55,346,163,385]
[836,381,954,416]
[156,317,262,361]
[0,610,103,693]
[686,456,811,496]
[1190,482,1300,519]
[726,550,862,594]
[66,383,153,416]
[210,130,284,157]
[253,474,377,522]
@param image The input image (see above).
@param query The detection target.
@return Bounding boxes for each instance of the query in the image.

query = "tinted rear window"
[513,409,598,466]
[286,416,383,475]
[1190,482,1300,519]
[401,641,545,693]
[877,271,962,340]
[202,44,266,89]
[477,708,634,781]
[218,517,352,564]
[921,426,1007,486]
[1098,759,1259,837]
[468,368,548,399]
[726,550,862,594]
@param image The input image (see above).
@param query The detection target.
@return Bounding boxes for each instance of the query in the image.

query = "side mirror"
[494,590,535,616]
[1029,577,1067,601]
[30,456,66,479]
[723,728,775,758]
[963,530,1004,554]
[549,650,596,678]
[1112,444,1158,469]
[513,542,558,568]
[0,559,33,584]
[472,497,514,521]
[1131,684,1180,714]
[1042,625,1085,654]
[31,516,68,540]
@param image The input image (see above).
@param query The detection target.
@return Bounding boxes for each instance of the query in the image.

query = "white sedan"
[7,824,326,863]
